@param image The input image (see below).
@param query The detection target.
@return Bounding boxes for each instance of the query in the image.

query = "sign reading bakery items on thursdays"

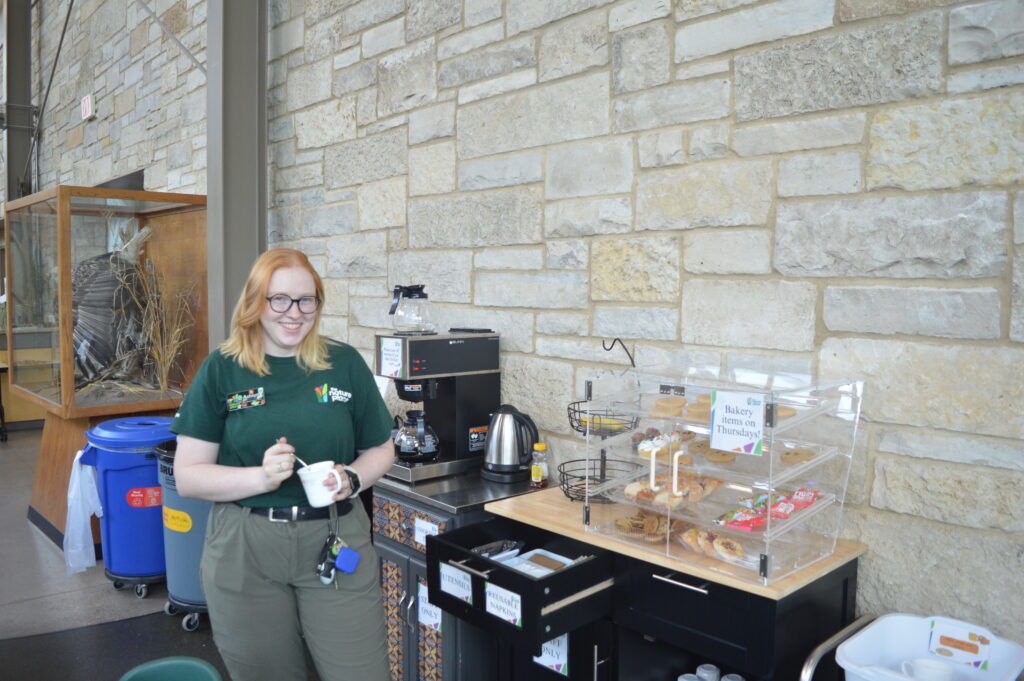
[709,391,765,455]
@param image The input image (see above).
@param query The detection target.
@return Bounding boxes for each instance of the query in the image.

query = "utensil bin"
[426,517,613,651]
[836,614,1024,681]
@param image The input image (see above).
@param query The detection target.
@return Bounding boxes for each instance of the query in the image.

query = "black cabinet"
[614,555,858,681]
[424,511,859,681]
[373,488,492,681]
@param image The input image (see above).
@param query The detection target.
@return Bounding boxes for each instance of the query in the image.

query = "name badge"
[226,387,266,412]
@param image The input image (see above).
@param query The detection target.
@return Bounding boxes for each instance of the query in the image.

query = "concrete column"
[4,0,33,201]
[206,0,268,346]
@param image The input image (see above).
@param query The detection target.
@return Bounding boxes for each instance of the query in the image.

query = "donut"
[780,447,815,463]
[713,536,745,561]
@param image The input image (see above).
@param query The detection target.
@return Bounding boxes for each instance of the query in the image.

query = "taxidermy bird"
[71,225,152,388]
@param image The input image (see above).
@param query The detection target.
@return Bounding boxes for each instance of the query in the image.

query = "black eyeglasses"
[265,295,321,314]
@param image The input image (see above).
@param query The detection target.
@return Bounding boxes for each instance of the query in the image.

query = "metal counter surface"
[375,470,535,514]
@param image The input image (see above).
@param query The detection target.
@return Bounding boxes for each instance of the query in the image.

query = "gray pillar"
[4,0,33,201]
[206,0,267,346]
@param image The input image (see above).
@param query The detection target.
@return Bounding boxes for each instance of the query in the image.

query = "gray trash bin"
[157,439,212,632]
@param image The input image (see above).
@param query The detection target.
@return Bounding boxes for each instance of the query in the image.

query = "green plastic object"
[118,656,223,681]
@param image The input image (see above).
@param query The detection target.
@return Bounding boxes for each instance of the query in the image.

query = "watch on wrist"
[343,466,362,496]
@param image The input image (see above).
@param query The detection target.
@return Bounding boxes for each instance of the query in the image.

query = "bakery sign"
[709,391,765,456]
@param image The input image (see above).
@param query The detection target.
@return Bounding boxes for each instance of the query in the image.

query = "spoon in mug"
[275,437,309,468]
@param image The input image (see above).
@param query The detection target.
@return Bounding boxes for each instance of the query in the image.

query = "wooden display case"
[4,185,208,418]
[3,185,207,545]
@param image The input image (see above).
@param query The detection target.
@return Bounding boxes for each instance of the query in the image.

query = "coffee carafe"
[393,410,441,463]
[389,284,436,334]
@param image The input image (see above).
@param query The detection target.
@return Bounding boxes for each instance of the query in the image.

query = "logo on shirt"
[314,383,351,404]
[227,387,265,412]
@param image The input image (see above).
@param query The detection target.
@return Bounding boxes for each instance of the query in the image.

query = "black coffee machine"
[374,331,501,482]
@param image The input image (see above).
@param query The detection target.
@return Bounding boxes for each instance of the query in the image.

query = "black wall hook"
[602,338,635,367]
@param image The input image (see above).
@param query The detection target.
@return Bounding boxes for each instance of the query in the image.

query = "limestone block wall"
[268,0,1024,641]
[18,0,207,199]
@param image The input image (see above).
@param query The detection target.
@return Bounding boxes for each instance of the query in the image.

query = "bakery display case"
[4,185,207,419]
[578,367,863,585]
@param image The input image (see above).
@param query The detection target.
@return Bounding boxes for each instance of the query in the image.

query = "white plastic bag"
[64,448,103,575]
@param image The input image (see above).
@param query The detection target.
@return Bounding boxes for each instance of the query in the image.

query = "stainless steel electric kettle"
[481,405,538,483]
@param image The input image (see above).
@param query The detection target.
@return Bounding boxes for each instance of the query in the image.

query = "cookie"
[704,448,736,464]
[655,395,686,409]
[774,405,797,419]
[780,447,815,463]
[685,403,711,421]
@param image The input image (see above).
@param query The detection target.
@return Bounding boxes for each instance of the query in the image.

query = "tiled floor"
[0,427,166,640]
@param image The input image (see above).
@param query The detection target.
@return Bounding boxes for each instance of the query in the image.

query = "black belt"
[240,500,352,522]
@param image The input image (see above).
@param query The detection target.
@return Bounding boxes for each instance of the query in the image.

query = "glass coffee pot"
[393,410,441,463]
[389,284,436,334]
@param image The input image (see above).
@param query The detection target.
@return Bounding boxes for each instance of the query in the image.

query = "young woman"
[172,248,393,681]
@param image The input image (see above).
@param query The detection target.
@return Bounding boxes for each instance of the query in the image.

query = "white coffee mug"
[722,674,745,681]
[297,461,344,508]
[900,657,953,681]
[677,675,700,681]
[696,664,720,681]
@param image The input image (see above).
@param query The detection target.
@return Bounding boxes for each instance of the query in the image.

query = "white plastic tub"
[837,614,1024,681]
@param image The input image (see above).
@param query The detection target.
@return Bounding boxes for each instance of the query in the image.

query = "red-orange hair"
[219,248,330,376]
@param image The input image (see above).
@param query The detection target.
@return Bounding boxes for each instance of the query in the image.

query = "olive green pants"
[200,502,389,681]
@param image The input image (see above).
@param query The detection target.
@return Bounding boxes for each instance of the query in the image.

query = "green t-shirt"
[170,339,393,507]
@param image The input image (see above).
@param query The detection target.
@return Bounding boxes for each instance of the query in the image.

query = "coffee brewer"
[375,331,500,482]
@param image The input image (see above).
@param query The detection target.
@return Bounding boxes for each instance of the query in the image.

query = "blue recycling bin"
[80,417,174,594]
[157,438,211,629]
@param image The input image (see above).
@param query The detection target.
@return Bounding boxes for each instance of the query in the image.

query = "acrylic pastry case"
[578,368,863,586]
[3,185,207,419]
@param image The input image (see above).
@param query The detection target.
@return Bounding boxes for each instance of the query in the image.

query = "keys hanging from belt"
[315,501,360,587]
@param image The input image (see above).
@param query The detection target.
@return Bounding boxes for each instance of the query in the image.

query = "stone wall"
[20,0,1022,649]
[267,0,1024,642]
[18,0,207,198]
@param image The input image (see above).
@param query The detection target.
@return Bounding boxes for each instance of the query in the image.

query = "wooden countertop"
[485,487,866,600]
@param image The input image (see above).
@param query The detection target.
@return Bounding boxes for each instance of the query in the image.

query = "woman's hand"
[326,464,353,501]
[261,436,296,491]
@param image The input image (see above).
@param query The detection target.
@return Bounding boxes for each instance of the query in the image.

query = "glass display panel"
[7,199,62,407]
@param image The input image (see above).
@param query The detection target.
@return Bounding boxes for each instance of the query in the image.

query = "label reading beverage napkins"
[709,391,764,456]
[439,563,472,604]
[533,633,569,676]
[485,582,522,628]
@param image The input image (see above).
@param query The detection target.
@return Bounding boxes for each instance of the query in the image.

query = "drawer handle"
[449,559,492,579]
[651,573,709,595]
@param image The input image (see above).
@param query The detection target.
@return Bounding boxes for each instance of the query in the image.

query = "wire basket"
[566,402,638,437]
[558,457,641,502]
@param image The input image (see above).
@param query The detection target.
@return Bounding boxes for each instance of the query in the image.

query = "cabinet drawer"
[614,557,775,673]
[426,517,613,651]
[373,493,452,555]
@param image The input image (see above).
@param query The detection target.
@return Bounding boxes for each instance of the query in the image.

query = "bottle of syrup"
[530,442,549,489]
